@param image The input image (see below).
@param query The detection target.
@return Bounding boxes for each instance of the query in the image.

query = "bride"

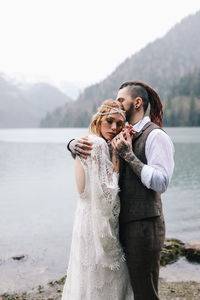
[61,99,134,300]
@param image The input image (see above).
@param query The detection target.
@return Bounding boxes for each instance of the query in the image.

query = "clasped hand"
[111,125,136,159]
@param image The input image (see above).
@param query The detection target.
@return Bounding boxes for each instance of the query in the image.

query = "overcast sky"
[0,0,199,91]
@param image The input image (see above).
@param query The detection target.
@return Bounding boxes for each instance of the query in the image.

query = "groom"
[67,80,174,300]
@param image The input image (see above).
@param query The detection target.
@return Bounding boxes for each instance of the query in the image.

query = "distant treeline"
[163,69,200,126]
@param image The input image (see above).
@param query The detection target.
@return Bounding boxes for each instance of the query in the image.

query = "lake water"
[0,127,200,293]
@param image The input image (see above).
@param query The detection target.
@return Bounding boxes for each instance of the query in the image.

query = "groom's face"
[116,87,134,122]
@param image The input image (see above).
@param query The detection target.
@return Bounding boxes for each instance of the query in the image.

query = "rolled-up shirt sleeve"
[141,129,174,193]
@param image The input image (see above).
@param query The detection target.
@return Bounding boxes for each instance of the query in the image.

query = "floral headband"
[97,105,126,119]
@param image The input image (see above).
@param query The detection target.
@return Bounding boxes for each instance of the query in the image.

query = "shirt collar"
[131,116,150,132]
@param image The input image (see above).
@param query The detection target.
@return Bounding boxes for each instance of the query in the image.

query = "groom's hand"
[111,127,136,158]
[111,131,133,159]
[111,130,144,178]
[69,137,93,159]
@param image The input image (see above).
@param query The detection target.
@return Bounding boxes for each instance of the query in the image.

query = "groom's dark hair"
[119,80,163,127]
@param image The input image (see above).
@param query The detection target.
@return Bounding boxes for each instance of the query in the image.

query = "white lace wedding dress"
[61,135,134,300]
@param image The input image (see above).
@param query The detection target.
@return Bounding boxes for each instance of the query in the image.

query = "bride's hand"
[123,125,136,138]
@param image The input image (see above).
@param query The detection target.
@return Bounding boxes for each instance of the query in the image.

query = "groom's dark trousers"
[119,122,166,300]
[119,216,165,300]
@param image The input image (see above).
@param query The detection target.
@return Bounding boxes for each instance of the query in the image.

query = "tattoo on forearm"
[117,144,131,157]
[126,152,144,178]
[117,144,144,178]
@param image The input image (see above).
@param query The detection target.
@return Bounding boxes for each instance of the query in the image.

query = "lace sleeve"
[86,137,124,270]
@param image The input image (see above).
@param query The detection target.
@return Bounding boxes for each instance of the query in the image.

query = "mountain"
[0,75,72,128]
[58,81,85,100]
[24,83,72,114]
[40,10,200,127]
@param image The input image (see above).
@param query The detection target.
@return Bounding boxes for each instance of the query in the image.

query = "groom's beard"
[126,103,134,123]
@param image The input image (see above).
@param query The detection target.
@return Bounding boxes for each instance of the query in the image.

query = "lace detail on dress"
[61,135,134,300]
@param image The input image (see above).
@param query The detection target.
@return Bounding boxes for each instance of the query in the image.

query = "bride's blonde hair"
[89,99,126,136]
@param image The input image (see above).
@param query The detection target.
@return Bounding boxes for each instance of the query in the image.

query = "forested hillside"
[163,68,200,126]
[40,11,200,127]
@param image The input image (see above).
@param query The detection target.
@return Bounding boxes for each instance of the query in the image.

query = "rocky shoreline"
[160,239,200,266]
[1,239,200,300]
[1,278,200,300]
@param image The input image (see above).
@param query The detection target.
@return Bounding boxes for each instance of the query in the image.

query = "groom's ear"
[135,97,143,109]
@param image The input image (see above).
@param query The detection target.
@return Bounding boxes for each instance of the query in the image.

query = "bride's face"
[100,110,125,141]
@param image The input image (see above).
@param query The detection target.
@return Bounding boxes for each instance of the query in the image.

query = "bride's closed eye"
[106,118,113,124]
[116,121,123,127]
[106,118,123,127]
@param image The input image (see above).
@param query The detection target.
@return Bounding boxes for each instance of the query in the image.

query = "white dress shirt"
[132,116,174,194]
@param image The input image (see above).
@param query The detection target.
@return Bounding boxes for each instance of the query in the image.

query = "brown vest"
[119,122,163,223]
